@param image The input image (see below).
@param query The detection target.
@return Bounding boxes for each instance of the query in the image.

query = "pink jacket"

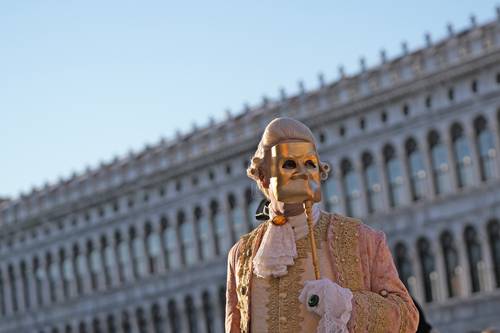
[225,212,419,332]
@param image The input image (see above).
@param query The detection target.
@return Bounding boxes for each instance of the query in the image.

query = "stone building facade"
[2,12,500,333]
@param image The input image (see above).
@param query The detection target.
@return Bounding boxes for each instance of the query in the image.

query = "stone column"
[202,200,217,261]
[417,134,436,200]
[38,256,52,307]
[210,285,224,333]
[49,256,64,304]
[477,227,495,292]
[220,192,234,256]
[26,261,38,310]
[106,234,121,288]
[77,244,92,295]
[177,296,191,333]
[464,124,483,186]
[94,248,107,292]
[454,226,471,297]
[194,293,208,333]
[354,160,369,217]
[121,233,135,283]
[0,264,13,316]
[397,143,413,205]
[185,209,200,266]
[408,247,425,304]
[152,219,167,276]
[128,307,140,333]
[486,110,500,179]
[443,134,460,192]
[432,236,449,302]
[374,153,390,211]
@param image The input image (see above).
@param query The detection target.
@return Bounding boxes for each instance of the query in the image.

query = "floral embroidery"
[330,213,363,291]
[389,294,409,333]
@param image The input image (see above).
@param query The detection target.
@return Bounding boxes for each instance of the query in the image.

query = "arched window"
[185,296,198,333]
[202,291,215,333]
[163,218,180,270]
[116,232,129,283]
[487,219,500,288]
[218,286,226,325]
[136,307,147,333]
[474,116,497,181]
[168,300,181,332]
[129,227,144,278]
[33,256,44,306]
[74,245,86,294]
[7,264,18,312]
[159,217,170,270]
[384,145,404,207]
[0,268,5,316]
[179,210,197,266]
[405,138,427,201]
[62,248,75,295]
[145,222,161,275]
[151,303,165,333]
[46,253,57,303]
[417,237,437,302]
[362,152,382,213]
[92,318,102,333]
[20,261,29,309]
[341,159,362,217]
[451,123,474,188]
[464,226,484,293]
[324,169,341,213]
[64,324,72,333]
[78,321,87,333]
[245,188,262,229]
[195,207,212,261]
[116,234,132,282]
[121,311,131,333]
[58,249,68,299]
[212,200,228,256]
[428,130,452,195]
[101,236,113,287]
[394,243,414,293]
[440,231,461,297]
[87,240,101,290]
[229,193,246,239]
[106,314,116,333]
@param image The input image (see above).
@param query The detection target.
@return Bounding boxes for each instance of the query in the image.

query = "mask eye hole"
[282,160,297,169]
[305,160,317,169]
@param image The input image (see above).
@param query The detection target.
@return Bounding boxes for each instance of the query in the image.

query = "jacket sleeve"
[347,231,419,333]
[225,243,241,333]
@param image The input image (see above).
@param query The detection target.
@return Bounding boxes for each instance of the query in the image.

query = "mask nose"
[293,163,308,180]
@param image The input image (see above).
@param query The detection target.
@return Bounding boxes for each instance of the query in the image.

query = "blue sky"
[1,1,498,198]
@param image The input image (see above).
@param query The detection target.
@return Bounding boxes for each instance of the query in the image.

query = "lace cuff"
[299,279,353,333]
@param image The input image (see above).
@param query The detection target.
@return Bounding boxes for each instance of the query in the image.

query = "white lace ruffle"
[298,279,353,333]
[253,222,297,278]
[252,204,321,278]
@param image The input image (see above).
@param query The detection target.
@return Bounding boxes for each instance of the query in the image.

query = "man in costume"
[225,117,419,332]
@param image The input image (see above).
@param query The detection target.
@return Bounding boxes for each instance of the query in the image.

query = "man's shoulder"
[229,222,269,257]
[325,211,385,243]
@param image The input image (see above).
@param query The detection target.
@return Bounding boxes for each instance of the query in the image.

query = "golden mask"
[270,141,322,204]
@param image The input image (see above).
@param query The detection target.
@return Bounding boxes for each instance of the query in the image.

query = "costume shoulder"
[327,211,385,245]
[229,221,269,262]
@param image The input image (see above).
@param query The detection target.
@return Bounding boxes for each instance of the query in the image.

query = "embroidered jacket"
[225,211,419,333]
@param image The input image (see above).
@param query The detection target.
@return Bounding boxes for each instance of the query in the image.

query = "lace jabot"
[252,203,321,278]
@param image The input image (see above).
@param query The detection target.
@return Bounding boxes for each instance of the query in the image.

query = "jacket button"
[380,289,388,297]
